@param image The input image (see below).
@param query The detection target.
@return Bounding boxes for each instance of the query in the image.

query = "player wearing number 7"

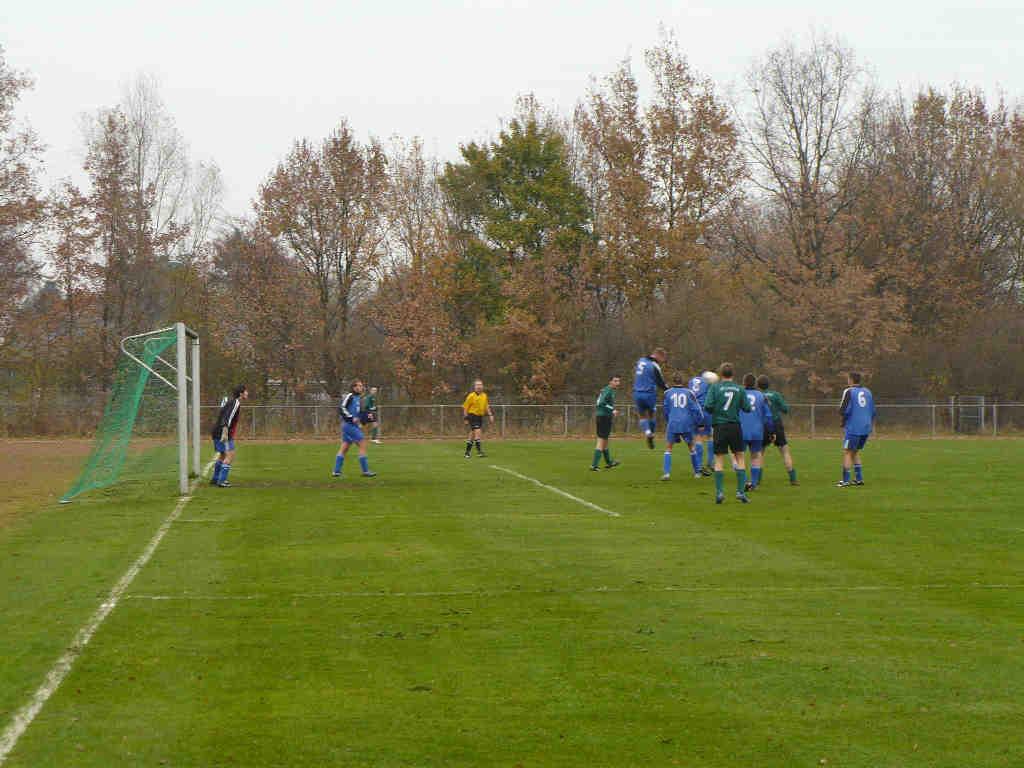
[703,363,753,504]
[837,371,875,487]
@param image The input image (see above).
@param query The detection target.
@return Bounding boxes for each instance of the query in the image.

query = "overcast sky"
[4,0,1023,218]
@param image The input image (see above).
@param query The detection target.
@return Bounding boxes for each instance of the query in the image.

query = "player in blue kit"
[660,373,706,481]
[633,347,668,449]
[837,371,875,487]
[332,379,377,479]
[739,373,774,491]
[689,372,715,476]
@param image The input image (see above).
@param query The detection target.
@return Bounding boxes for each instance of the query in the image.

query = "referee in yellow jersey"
[462,378,495,458]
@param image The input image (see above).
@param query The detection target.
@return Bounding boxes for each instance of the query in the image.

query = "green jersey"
[763,390,789,423]
[364,394,378,412]
[595,386,617,417]
[704,380,752,425]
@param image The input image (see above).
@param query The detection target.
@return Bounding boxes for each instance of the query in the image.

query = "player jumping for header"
[210,384,248,488]
[704,363,753,504]
[333,379,377,478]
[837,371,875,487]
[633,347,668,449]
[661,372,705,480]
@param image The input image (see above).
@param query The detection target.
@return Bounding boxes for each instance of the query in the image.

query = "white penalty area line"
[121,582,1024,603]
[0,459,217,765]
[490,465,619,517]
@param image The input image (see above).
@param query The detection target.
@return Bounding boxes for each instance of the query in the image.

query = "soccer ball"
[701,370,719,385]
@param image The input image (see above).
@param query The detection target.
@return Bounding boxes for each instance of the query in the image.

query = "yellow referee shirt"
[463,391,490,416]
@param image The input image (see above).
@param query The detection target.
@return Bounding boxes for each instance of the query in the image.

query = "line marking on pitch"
[122,582,1024,603]
[490,465,619,517]
[0,459,216,766]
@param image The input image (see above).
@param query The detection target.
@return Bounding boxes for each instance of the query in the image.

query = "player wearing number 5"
[704,363,753,504]
[837,372,875,487]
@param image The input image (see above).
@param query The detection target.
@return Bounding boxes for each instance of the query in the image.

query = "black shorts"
[768,420,787,447]
[466,414,484,430]
[596,415,613,440]
[713,422,744,455]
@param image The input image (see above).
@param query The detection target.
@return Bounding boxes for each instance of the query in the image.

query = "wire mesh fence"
[5,399,1024,439]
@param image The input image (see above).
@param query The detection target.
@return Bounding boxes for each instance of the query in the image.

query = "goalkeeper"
[211,384,248,487]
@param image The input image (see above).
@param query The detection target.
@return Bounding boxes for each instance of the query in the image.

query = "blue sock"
[220,463,231,483]
[212,460,223,483]
[690,451,701,475]
[695,443,704,467]
[663,451,672,475]
[854,464,863,483]
[334,455,344,474]
[842,467,851,484]
[639,418,649,435]
[359,456,369,474]
[752,467,762,487]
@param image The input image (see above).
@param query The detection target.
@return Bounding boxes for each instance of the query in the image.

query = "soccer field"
[1,439,1022,767]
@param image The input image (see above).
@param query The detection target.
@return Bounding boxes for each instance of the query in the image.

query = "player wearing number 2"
[739,373,774,492]
[661,373,706,480]
[837,371,875,487]
[704,363,753,504]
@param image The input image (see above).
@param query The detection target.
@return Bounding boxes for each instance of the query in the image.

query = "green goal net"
[62,325,201,502]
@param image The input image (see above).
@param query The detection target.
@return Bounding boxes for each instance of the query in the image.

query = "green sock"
[788,468,797,482]
[592,449,602,468]
[714,470,724,496]
[736,469,747,493]
[602,449,612,465]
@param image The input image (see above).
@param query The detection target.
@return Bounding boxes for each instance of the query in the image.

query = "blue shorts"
[695,411,712,436]
[213,438,235,454]
[843,433,869,450]
[744,439,764,453]
[633,393,657,415]
[342,422,365,444]
[667,430,694,446]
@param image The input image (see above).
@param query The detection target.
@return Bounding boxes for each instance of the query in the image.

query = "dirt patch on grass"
[0,439,97,526]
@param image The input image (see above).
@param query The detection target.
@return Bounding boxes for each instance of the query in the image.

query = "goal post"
[61,322,201,502]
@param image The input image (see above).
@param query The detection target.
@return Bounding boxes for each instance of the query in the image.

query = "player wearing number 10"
[704,363,753,504]
[661,373,705,480]
[837,371,875,487]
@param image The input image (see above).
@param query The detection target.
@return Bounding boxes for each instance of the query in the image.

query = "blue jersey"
[840,386,875,435]
[633,357,667,395]
[664,387,704,434]
[688,375,708,405]
[339,392,362,424]
[739,388,773,441]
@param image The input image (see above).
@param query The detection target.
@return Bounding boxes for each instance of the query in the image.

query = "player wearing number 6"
[703,363,753,504]
[837,372,875,487]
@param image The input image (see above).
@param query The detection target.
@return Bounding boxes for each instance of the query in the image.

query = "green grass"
[1,438,1023,767]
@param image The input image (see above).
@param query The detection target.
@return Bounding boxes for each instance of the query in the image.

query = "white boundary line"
[490,465,619,517]
[121,582,1024,603]
[0,460,215,765]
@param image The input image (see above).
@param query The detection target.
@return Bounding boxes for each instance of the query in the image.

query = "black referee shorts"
[466,414,484,430]
[713,422,744,455]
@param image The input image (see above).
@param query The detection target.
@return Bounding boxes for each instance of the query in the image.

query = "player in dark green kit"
[592,375,622,471]
[758,375,797,485]
[364,386,380,443]
[704,362,753,504]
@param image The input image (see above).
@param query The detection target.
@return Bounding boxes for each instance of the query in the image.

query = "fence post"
[440,405,445,436]
[626,405,631,433]
[993,402,998,438]
[252,408,256,438]
[931,404,936,438]
[313,406,319,435]
[502,405,507,437]
[564,404,569,437]
[810,404,816,438]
